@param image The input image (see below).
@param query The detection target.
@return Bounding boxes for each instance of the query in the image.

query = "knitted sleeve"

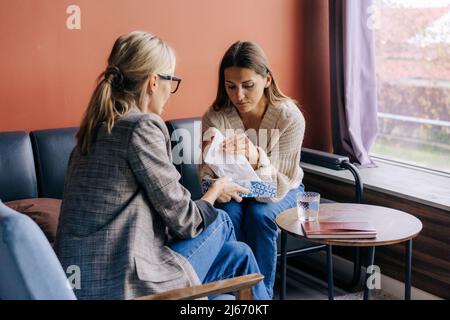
[255,102,305,203]
[199,109,222,181]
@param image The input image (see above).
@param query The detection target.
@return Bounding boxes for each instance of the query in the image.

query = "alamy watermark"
[366,264,382,290]
[66,5,81,30]
[66,265,81,290]
[367,2,382,30]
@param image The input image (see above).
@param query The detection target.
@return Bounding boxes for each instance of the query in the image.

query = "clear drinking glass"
[296,192,320,222]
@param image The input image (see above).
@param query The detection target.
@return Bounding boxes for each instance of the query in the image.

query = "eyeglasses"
[157,73,182,94]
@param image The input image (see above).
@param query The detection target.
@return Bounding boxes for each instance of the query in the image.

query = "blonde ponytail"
[76,31,175,154]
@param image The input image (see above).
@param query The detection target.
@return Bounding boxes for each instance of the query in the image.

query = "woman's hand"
[201,176,249,204]
[221,133,259,168]
[214,177,250,203]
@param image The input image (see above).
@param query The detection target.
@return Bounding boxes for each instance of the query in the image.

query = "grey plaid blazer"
[54,108,217,300]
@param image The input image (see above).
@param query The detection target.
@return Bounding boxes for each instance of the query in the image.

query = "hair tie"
[105,65,124,90]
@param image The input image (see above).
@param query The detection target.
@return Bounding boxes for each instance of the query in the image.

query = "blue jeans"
[216,184,304,298]
[169,209,270,300]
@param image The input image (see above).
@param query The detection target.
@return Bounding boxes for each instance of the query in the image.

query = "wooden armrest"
[134,273,264,300]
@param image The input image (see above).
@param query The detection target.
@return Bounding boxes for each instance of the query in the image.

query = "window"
[372,0,450,174]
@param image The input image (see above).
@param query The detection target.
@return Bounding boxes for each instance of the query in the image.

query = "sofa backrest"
[0,131,38,202]
[1,121,202,202]
[165,118,203,200]
[30,128,78,199]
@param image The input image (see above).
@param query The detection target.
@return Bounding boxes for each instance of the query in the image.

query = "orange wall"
[0,0,331,150]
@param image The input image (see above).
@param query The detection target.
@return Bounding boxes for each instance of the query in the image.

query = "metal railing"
[378,112,450,128]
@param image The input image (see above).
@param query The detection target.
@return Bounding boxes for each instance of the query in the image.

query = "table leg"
[326,244,334,300]
[350,247,361,288]
[405,240,412,300]
[363,246,376,300]
[280,231,287,300]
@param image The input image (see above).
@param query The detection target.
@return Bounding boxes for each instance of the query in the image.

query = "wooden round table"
[276,203,423,300]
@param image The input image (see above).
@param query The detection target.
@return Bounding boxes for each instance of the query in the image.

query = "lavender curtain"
[329,0,378,166]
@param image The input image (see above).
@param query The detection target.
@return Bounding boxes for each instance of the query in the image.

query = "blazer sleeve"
[127,115,218,239]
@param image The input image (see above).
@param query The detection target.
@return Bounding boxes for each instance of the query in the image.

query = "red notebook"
[301,222,377,239]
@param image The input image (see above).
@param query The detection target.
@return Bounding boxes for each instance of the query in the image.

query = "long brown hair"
[211,41,292,111]
[76,31,175,154]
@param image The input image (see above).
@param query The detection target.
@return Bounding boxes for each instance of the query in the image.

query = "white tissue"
[204,128,260,181]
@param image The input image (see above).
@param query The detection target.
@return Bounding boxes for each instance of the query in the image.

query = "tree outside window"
[372,0,450,174]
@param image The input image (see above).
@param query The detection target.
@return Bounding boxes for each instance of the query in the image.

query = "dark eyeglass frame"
[157,73,182,94]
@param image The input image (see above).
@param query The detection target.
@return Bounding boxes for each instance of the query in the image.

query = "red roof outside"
[375,5,450,82]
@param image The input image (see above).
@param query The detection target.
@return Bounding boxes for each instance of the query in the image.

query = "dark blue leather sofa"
[0,118,362,204]
[0,128,78,202]
[0,118,363,300]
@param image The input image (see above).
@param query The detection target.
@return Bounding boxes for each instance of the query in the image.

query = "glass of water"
[296,192,320,222]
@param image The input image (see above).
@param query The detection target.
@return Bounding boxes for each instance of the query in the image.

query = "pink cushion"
[4,198,61,244]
